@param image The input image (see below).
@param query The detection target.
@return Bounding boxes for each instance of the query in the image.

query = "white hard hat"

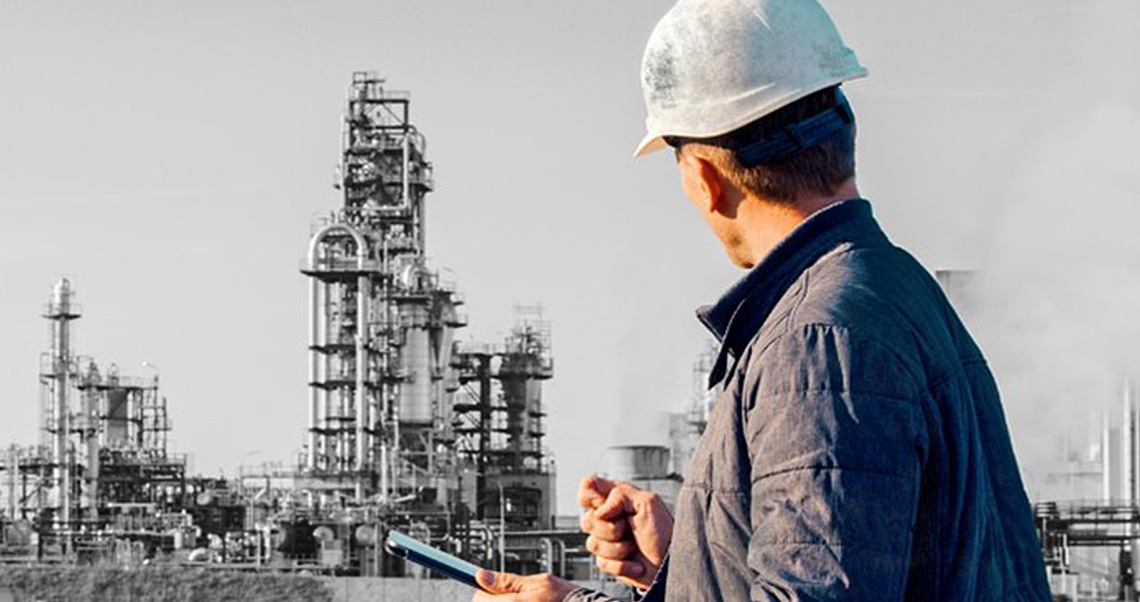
[635,0,868,157]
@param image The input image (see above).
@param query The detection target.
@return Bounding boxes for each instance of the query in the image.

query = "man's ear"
[679,152,728,215]
[694,155,730,215]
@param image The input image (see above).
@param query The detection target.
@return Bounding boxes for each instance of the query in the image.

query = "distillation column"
[306,225,370,478]
[43,278,81,539]
[302,73,459,505]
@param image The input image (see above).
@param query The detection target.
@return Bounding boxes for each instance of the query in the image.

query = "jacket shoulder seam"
[748,540,906,555]
[750,386,922,410]
[752,463,916,484]
[928,356,988,390]
[678,482,750,495]
[751,322,926,397]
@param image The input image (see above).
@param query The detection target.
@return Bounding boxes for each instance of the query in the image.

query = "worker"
[473,0,1052,600]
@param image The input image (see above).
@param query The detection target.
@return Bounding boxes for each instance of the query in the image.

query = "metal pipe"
[322,282,332,470]
[48,279,76,546]
[379,236,390,503]
[541,538,553,573]
[1104,409,1112,502]
[1124,382,1133,503]
[308,271,320,470]
[86,387,99,520]
[1131,380,1140,594]
[1133,381,1140,502]
[498,481,506,572]
[390,289,402,501]
[6,448,17,521]
[402,132,410,210]
[393,380,401,497]
[306,224,369,479]
[380,445,388,503]
[356,272,368,499]
[56,353,69,535]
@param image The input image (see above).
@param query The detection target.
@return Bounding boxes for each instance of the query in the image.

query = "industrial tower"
[299,73,557,574]
[303,72,465,506]
[41,279,81,540]
[1,73,563,575]
[0,279,186,559]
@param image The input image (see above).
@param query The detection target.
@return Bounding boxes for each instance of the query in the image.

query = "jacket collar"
[696,198,883,388]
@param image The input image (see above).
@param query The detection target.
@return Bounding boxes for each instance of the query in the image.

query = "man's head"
[636,0,866,267]
[667,86,858,267]
[667,85,856,205]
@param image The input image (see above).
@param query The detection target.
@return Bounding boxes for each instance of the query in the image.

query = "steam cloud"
[971,99,1140,499]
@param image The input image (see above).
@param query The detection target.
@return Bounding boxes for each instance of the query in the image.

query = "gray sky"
[1,0,1135,513]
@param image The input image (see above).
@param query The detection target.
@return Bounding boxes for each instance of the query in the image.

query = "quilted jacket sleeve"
[743,323,928,601]
[563,587,620,602]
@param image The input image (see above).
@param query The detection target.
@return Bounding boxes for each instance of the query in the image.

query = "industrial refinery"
[0,74,1130,602]
[1033,385,1140,601]
[0,73,575,581]
[2,278,187,562]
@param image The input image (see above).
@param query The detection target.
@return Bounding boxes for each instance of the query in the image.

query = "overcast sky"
[1,0,1136,512]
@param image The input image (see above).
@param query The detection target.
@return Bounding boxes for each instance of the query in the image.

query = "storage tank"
[399,304,432,425]
[604,445,671,481]
[500,353,546,454]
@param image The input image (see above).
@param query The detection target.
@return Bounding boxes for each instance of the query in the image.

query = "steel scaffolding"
[302,72,464,505]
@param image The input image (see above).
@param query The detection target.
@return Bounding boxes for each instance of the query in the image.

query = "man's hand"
[472,569,578,602]
[578,475,673,589]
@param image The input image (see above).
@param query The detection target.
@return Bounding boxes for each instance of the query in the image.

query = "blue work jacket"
[570,199,1050,601]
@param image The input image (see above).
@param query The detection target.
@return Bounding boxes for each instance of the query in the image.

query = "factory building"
[1033,384,1140,601]
[1,73,571,578]
[1,279,188,561]
[4,74,1127,597]
[288,72,558,575]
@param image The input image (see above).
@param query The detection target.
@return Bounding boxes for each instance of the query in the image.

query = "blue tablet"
[384,529,485,590]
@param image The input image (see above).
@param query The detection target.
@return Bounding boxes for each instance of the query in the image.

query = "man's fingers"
[475,569,523,595]
[579,510,629,541]
[596,555,646,579]
[595,486,637,521]
[585,534,635,559]
[578,475,616,509]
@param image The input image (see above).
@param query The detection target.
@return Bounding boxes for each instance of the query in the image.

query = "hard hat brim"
[632,71,868,160]
[633,133,669,158]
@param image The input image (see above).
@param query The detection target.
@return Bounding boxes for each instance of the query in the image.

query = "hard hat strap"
[733,90,854,167]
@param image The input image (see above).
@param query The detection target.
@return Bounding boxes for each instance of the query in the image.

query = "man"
[474,0,1052,600]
